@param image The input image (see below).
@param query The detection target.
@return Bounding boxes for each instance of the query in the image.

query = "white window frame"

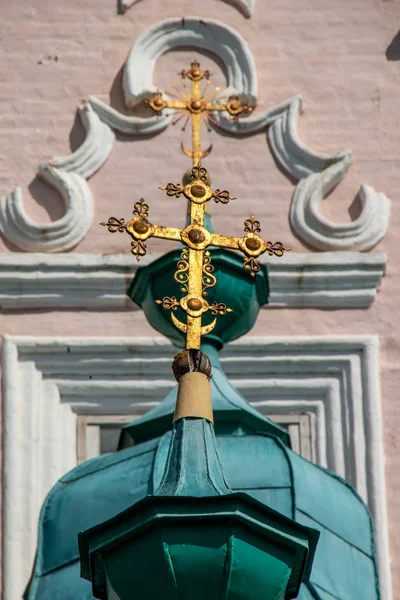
[1,335,391,600]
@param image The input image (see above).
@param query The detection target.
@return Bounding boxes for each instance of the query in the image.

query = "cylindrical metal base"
[173,372,214,423]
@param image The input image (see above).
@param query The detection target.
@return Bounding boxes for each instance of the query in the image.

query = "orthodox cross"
[144,61,253,165]
[101,62,290,350]
[101,164,290,349]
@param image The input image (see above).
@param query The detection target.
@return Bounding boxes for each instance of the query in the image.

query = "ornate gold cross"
[101,165,290,350]
[145,61,253,165]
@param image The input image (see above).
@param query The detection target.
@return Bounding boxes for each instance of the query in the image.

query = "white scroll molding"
[123,17,257,104]
[120,17,297,134]
[95,18,391,249]
[0,251,386,310]
[269,96,391,250]
[49,104,115,179]
[0,18,391,253]
[268,96,352,180]
[0,104,114,253]
[291,160,392,251]
[118,0,255,18]
[1,335,391,600]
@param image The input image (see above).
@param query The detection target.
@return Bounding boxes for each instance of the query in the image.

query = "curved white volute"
[290,158,391,251]
[0,18,391,253]
[118,0,255,18]
[0,104,112,253]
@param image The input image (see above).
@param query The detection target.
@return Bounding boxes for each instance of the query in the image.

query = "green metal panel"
[79,493,317,600]
[120,342,290,448]
[128,248,269,349]
[25,346,381,600]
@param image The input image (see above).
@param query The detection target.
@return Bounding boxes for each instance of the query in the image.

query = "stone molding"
[0,105,114,253]
[269,96,391,251]
[1,335,391,600]
[0,251,386,310]
[0,18,391,253]
[118,0,255,18]
[269,96,352,180]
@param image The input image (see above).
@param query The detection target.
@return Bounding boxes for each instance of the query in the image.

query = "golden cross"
[144,61,254,165]
[101,165,290,350]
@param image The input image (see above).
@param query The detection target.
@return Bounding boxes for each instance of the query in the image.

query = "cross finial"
[101,164,290,350]
[144,61,254,165]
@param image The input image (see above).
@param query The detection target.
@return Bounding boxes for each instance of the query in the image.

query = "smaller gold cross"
[101,166,290,350]
[144,61,253,165]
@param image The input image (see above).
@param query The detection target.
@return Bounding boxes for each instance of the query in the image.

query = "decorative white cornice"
[123,18,257,106]
[116,17,295,135]
[1,335,391,600]
[118,0,255,18]
[291,160,391,251]
[87,96,173,135]
[49,104,115,178]
[269,96,391,251]
[268,96,352,179]
[222,0,254,18]
[0,18,391,253]
[0,251,386,310]
[0,168,93,253]
[88,17,391,252]
[0,105,114,253]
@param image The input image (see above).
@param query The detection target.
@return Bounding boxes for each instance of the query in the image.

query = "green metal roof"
[25,429,379,599]
[24,342,380,600]
[120,343,290,448]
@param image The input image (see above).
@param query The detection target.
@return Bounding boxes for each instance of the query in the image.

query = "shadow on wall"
[386,31,400,61]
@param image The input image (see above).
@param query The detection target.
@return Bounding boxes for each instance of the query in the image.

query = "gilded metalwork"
[100,217,127,233]
[133,198,149,218]
[181,224,212,251]
[101,165,290,347]
[174,248,190,293]
[202,251,217,296]
[155,296,180,310]
[144,61,255,165]
[264,241,291,257]
[244,215,261,234]
[180,61,210,82]
[101,65,288,349]
[130,239,147,261]
[163,183,185,198]
[146,92,167,113]
[161,166,234,207]
[171,311,218,339]
[212,189,235,204]
[210,302,233,316]
[187,298,203,311]
[191,165,208,182]
[243,256,261,277]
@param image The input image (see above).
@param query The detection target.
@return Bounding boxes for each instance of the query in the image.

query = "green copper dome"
[24,246,381,600]
[128,248,270,349]
[24,347,380,600]
[119,343,290,448]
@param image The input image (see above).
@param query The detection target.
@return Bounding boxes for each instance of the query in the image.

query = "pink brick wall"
[1,0,400,596]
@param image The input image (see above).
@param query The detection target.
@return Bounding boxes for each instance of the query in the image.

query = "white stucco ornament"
[118,0,255,18]
[290,158,391,251]
[0,104,114,252]
[86,17,392,253]
[269,97,391,251]
[0,17,391,252]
